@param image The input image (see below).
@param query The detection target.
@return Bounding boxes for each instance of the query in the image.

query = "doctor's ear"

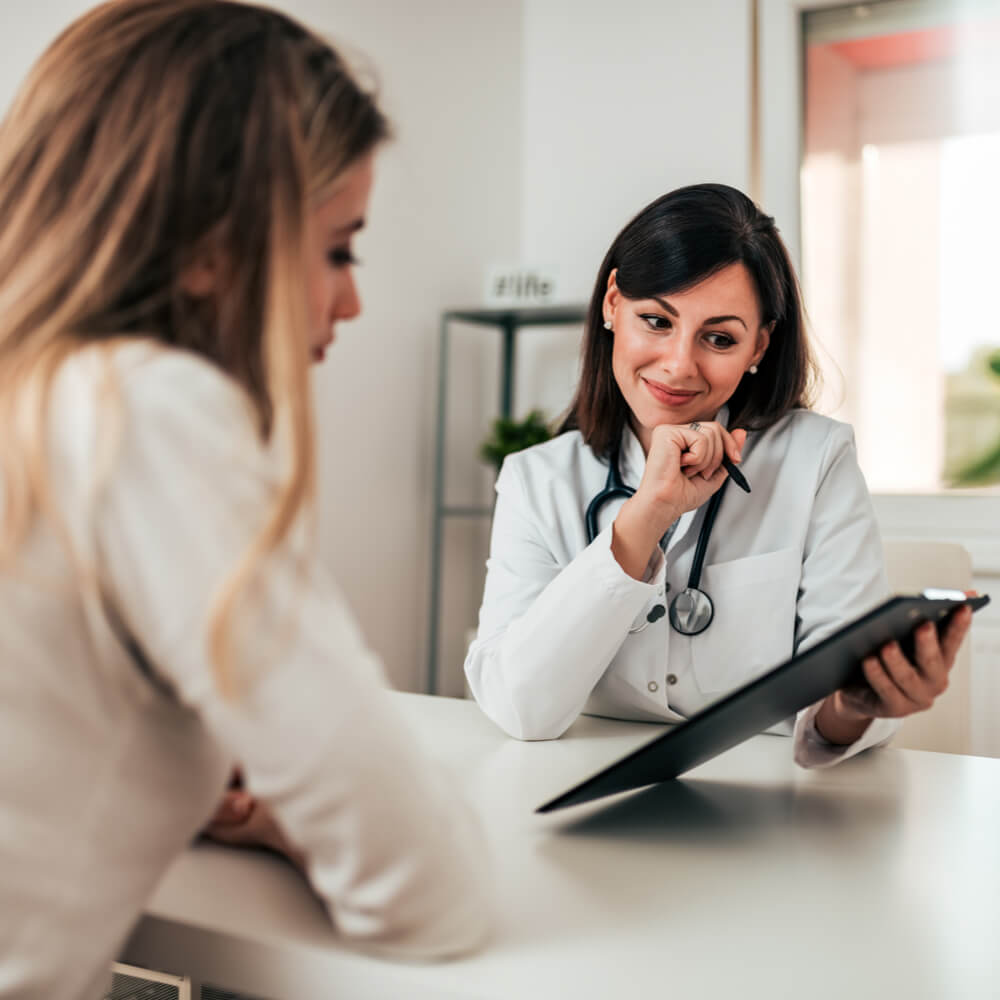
[603,269,621,327]
[750,320,774,369]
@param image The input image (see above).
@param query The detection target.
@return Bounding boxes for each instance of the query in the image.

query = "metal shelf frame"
[425,305,587,694]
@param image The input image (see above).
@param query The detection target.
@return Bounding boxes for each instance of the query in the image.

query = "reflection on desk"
[122,692,1000,999]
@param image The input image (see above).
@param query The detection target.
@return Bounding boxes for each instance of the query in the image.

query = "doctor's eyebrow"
[701,314,748,329]
[649,296,748,330]
[650,295,679,316]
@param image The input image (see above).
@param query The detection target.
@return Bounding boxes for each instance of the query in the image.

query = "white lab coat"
[465,407,900,764]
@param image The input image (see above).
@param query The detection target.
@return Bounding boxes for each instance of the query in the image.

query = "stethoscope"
[585,447,730,636]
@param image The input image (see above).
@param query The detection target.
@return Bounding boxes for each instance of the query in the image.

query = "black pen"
[722,456,751,493]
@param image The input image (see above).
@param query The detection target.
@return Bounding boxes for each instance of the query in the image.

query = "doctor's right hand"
[612,422,746,581]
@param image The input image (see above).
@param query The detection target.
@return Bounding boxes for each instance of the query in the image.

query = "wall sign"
[484,265,561,306]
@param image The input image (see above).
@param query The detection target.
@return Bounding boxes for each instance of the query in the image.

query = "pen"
[722,456,751,493]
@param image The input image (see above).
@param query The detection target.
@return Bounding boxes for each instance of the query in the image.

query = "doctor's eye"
[639,313,671,332]
[704,332,737,349]
[327,247,361,269]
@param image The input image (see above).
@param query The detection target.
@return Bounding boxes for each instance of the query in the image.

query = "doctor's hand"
[814,601,975,745]
[612,422,746,581]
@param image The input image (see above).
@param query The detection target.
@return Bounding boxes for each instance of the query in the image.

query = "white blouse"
[465,410,899,763]
[0,342,492,1000]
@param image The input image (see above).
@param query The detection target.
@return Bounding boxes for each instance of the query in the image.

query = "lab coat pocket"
[690,547,800,695]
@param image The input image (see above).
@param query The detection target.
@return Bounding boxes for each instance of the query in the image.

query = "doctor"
[465,183,971,765]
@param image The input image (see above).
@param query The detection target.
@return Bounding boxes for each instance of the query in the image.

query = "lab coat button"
[667,674,678,685]
[648,681,659,693]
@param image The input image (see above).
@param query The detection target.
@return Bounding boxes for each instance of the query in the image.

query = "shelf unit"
[425,304,587,694]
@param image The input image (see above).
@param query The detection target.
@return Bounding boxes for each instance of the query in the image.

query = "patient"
[0,3,492,995]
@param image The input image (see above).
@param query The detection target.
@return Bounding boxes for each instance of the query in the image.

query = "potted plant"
[952,349,1000,487]
[479,409,552,471]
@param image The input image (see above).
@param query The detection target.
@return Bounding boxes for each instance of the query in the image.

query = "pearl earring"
[749,364,758,374]
[603,320,612,330]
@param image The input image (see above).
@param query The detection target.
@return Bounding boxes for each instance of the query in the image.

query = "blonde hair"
[0,0,388,693]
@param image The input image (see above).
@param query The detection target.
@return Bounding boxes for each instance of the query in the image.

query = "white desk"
[122,692,1000,999]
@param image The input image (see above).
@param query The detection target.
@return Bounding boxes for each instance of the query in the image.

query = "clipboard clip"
[921,588,969,601]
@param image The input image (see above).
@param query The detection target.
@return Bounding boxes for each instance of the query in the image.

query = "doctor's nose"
[659,337,698,378]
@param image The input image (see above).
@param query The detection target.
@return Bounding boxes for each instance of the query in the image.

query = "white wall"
[520,0,753,302]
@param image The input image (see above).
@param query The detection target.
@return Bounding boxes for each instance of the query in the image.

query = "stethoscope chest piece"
[668,586,714,636]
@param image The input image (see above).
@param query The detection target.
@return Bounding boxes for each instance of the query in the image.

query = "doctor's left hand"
[815,601,974,745]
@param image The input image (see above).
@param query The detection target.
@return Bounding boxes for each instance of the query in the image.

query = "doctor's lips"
[642,377,699,407]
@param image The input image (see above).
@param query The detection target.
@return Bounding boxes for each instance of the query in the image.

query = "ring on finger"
[689,422,701,432]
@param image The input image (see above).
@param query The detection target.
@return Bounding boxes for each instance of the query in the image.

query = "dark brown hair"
[560,183,817,457]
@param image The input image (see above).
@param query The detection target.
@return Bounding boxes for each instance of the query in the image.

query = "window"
[801,0,1000,491]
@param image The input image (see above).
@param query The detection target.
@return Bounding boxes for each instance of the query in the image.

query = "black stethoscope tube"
[585,447,729,635]
[584,448,634,544]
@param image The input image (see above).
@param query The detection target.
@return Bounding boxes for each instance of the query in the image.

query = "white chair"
[881,538,972,755]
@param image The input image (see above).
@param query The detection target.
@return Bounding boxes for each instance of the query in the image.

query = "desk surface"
[123,693,1000,999]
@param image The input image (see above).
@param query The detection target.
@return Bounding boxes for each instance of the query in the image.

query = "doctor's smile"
[640,378,700,408]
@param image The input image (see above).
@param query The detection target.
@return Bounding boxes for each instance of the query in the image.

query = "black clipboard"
[537,591,990,813]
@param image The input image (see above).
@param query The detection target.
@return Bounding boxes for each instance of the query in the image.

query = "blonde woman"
[0,1,492,994]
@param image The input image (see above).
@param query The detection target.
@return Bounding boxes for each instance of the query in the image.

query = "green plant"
[952,348,1000,487]
[479,409,552,470]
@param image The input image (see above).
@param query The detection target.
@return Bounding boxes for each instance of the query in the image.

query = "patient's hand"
[202,775,305,871]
